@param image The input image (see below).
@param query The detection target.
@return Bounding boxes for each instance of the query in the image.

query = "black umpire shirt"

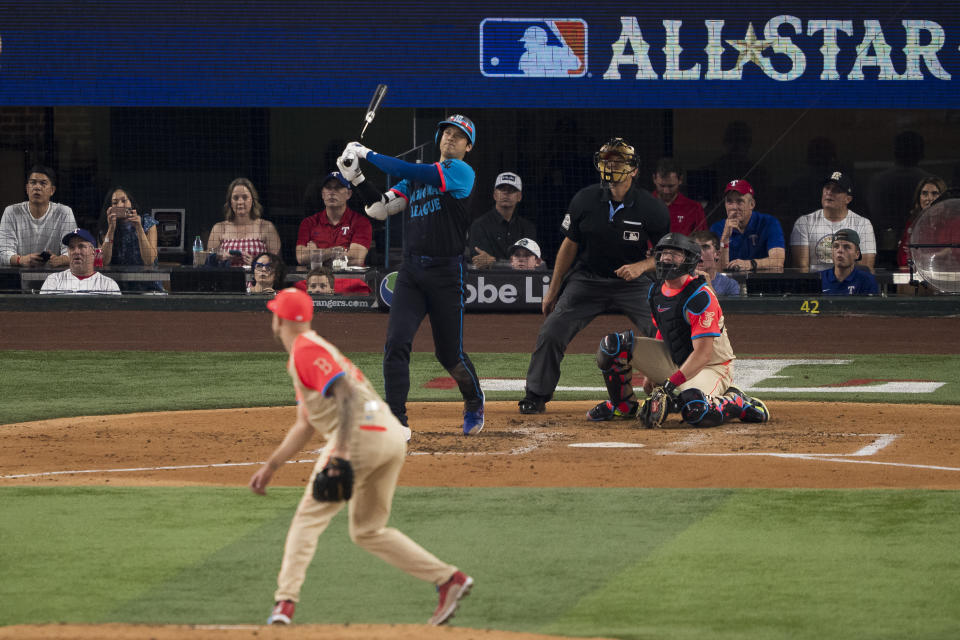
[467,207,537,260]
[562,183,670,278]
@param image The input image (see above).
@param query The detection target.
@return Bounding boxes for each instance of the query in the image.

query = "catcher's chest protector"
[648,276,707,366]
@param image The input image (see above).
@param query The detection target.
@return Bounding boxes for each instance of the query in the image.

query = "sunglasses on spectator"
[254,262,274,271]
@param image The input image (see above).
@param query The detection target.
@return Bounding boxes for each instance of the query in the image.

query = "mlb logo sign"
[480,18,587,78]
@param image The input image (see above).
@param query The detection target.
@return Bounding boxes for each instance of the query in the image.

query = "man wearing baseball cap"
[39,228,120,294]
[790,170,877,272]
[468,171,536,269]
[709,179,785,272]
[296,171,372,267]
[253,288,473,627]
[820,229,879,295]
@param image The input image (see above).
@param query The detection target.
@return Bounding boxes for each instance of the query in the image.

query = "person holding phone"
[97,186,163,292]
[0,165,76,268]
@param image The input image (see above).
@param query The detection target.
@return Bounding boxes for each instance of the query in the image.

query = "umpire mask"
[654,233,701,281]
[594,138,638,184]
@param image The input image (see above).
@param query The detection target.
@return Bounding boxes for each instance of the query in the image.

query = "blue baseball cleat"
[462,395,485,435]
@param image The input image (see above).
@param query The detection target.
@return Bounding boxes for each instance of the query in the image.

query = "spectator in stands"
[469,172,535,269]
[652,158,706,235]
[508,238,547,271]
[690,230,740,295]
[207,178,281,266]
[97,186,163,292]
[791,171,876,272]
[820,229,879,295]
[710,179,785,272]
[866,131,930,265]
[0,165,76,269]
[306,266,336,294]
[40,229,120,295]
[248,252,287,294]
[897,176,948,268]
[296,171,371,267]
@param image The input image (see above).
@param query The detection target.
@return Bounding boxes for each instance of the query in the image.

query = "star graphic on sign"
[726,23,772,74]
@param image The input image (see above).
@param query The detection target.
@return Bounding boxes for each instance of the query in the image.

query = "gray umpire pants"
[523,270,656,402]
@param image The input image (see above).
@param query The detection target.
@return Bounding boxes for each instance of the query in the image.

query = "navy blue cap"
[62,228,97,247]
[323,172,351,188]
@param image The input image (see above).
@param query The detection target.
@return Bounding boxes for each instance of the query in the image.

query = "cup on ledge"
[330,246,348,271]
[309,248,326,270]
[310,246,348,270]
[192,250,211,267]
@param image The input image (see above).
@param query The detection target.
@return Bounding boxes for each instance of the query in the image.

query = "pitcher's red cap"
[267,288,314,322]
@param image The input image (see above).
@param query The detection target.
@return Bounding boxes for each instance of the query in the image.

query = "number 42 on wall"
[800,300,820,315]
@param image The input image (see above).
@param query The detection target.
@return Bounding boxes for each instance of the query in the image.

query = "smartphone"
[39,251,51,263]
[229,250,242,257]
[113,208,132,220]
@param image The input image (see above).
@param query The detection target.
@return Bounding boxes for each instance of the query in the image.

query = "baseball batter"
[249,288,473,626]
[587,233,770,428]
[335,115,484,436]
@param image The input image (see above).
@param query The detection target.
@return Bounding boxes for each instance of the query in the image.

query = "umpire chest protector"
[648,275,708,366]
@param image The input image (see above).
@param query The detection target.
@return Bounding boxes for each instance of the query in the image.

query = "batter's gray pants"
[523,271,656,402]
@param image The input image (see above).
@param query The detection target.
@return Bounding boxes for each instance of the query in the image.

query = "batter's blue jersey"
[391,158,475,257]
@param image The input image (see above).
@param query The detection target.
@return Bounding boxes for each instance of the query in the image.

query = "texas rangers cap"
[495,172,522,192]
[823,170,853,195]
[322,172,350,189]
[724,179,754,197]
[509,238,541,259]
[62,228,97,247]
[267,287,314,322]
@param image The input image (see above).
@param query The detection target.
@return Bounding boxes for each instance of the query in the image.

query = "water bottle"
[193,235,204,266]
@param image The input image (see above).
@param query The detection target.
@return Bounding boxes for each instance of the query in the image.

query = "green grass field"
[3,487,959,638]
[2,349,959,638]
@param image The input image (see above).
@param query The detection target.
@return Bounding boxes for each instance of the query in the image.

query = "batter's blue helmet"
[435,114,476,147]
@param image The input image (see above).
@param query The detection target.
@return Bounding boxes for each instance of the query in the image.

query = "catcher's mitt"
[639,386,671,428]
[312,457,354,502]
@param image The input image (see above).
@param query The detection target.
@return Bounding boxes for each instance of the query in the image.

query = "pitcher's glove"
[639,381,681,429]
[312,457,354,502]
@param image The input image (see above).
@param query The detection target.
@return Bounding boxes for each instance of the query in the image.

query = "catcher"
[249,288,473,626]
[586,233,770,428]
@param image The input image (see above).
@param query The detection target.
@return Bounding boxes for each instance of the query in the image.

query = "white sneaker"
[400,425,411,442]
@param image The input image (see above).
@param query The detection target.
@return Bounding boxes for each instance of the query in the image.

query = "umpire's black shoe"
[518,397,545,414]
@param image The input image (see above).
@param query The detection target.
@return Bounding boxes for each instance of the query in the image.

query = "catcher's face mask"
[654,233,701,280]
[594,138,637,184]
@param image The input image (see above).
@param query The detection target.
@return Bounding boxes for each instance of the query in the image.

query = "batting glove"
[345,141,371,159]
[336,151,365,186]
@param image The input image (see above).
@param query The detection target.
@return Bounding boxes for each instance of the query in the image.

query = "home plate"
[569,442,645,448]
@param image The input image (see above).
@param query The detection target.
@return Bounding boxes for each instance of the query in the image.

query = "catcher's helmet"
[654,233,701,281]
[594,138,638,184]
[435,114,476,147]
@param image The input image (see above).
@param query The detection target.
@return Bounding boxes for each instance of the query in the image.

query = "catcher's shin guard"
[596,331,636,406]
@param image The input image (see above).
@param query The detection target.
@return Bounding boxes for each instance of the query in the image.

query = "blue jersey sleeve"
[435,159,475,199]
[390,178,412,200]
[367,152,442,187]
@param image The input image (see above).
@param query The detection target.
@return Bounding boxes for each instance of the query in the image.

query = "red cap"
[724,179,754,196]
[267,287,314,322]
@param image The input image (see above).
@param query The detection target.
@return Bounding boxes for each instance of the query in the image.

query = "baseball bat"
[360,83,388,139]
